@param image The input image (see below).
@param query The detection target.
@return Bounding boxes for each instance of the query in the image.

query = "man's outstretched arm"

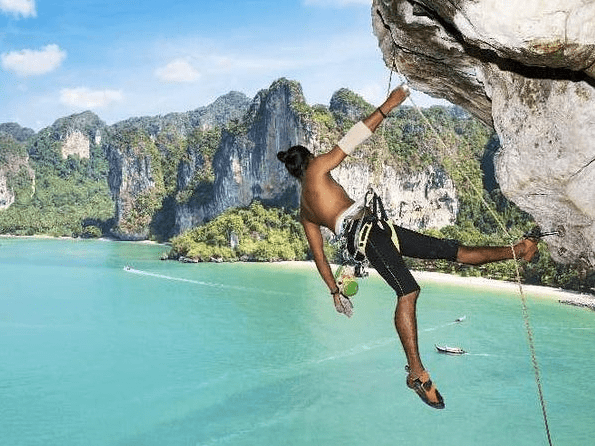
[313,84,411,174]
[363,84,410,134]
[302,219,334,288]
[335,84,410,156]
[302,218,352,316]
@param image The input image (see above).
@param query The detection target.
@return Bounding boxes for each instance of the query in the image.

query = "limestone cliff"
[333,164,457,230]
[372,0,595,269]
[175,79,306,233]
[0,79,467,242]
[175,79,458,235]
[0,129,35,212]
[105,91,253,239]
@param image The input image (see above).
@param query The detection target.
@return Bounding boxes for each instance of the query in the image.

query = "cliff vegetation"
[169,201,308,262]
[0,78,592,293]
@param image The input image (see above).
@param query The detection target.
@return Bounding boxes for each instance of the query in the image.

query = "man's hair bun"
[277,151,288,163]
[277,145,312,179]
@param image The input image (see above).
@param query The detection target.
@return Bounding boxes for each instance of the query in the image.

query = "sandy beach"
[413,270,595,310]
[275,260,595,311]
[2,235,593,311]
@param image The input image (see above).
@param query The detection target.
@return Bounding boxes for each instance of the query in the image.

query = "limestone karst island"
[2,0,595,296]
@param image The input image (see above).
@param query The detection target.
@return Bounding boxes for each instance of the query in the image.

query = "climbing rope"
[385,60,554,445]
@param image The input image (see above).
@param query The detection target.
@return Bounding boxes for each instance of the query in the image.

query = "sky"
[0,0,448,131]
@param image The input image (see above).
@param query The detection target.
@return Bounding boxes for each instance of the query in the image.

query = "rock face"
[174,80,305,233]
[0,127,36,212]
[334,163,457,230]
[61,130,91,159]
[176,79,458,234]
[0,79,461,241]
[0,173,14,210]
[105,91,253,239]
[372,0,595,268]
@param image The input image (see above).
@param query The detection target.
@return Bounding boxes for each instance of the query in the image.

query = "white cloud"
[155,58,200,83]
[303,0,370,7]
[0,0,36,18]
[1,44,66,76]
[60,87,123,109]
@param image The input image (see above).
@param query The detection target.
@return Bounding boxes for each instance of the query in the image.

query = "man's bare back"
[300,160,354,232]
[299,86,413,232]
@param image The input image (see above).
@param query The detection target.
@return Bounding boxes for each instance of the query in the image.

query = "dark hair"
[277,145,313,179]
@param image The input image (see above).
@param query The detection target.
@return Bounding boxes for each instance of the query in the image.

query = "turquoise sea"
[1,238,594,446]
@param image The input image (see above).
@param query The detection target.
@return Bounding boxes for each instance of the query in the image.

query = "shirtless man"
[276,84,538,409]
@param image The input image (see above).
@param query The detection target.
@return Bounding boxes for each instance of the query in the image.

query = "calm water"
[1,238,594,446]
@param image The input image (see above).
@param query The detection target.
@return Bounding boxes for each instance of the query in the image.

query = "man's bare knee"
[397,289,420,303]
[456,245,480,264]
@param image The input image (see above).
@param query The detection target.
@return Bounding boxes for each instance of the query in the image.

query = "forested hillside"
[0,79,592,293]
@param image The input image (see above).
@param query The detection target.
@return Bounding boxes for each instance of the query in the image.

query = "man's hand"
[333,292,353,318]
[364,83,410,133]
[380,84,410,115]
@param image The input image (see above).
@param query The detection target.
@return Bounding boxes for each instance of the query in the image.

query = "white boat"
[435,344,466,355]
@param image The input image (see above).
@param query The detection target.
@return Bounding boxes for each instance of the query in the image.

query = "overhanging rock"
[372,0,595,268]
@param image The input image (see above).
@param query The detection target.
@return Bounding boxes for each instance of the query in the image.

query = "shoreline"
[274,260,595,311]
[0,233,168,246]
[2,235,593,311]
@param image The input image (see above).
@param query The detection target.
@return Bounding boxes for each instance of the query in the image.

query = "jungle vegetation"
[168,102,593,293]
[1,90,592,292]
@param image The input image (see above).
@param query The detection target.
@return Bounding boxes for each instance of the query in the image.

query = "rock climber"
[276,84,538,409]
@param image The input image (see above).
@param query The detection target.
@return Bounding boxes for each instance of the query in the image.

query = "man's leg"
[394,225,539,265]
[395,290,423,373]
[395,289,444,409]
[364,223,444,408]
[457,239,538,265]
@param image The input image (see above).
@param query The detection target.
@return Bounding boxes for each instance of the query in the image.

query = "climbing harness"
[384,57,555,445]
[335,187,401,282]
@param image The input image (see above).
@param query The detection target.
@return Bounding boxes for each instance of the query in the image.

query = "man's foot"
[514,238,539,261]
[405,366,445,409]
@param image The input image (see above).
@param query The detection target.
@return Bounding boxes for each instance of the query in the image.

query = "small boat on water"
[435,344,466,355]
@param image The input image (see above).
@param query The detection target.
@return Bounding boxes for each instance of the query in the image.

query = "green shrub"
[170,201,309,262]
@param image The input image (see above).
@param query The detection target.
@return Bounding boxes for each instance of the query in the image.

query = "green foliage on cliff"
[154,126,187,195]
[169,201,308,262]
[0,130,114,237]
[381,106,491,173]
[0,133,27,161]
[186,128,221,183]
[333,88,375,118]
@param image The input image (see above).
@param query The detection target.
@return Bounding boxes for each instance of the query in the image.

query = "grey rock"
[372,0,595,267]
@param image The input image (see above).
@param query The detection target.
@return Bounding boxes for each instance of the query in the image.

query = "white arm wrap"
[337,121,372,155]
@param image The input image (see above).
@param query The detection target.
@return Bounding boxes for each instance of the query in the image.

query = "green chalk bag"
[334,265,359,297]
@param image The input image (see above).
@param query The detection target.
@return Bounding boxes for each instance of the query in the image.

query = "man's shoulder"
[307,146,345,174]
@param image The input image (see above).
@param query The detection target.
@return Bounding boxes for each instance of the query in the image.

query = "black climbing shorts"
[347,219,460,298]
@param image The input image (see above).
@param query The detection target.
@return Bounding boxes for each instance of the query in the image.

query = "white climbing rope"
[386,61,554,446]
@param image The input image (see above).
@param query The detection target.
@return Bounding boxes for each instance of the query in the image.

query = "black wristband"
[330,288,340,295]
[377,107,387,118]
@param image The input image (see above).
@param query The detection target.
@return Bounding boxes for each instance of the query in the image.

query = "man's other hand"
[333,293,353,318]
